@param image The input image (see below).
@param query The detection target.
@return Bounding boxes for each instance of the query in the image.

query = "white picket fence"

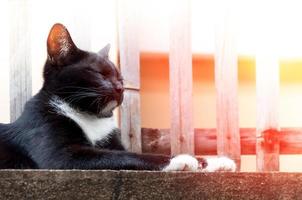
[0,0,283,172]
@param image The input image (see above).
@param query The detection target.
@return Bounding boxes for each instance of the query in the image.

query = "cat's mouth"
[115,92,124,106]
[98,101,118,118]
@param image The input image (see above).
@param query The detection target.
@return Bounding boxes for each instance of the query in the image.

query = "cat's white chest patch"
[50,98,117,145]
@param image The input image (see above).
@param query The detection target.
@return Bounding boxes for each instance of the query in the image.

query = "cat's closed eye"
[86,68,106,78]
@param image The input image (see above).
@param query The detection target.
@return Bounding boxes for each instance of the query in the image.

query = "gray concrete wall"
[0,170,301,200]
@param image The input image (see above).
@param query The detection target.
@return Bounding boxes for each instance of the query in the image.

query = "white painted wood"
[9,0,32,122]
[118,0,141,152]
[0,0,10,123]
[169,0,194,155]
[256,55,280,171]
[256,57,279,131]
[255,4,280,171]
[214,6,240,170]
[90,0,119,124]
[90,0,118,64]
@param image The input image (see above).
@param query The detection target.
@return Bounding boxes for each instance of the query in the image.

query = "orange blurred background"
[141,53,302,128]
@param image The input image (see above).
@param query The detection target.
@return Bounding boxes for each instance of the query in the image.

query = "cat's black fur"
[0,23,205,170]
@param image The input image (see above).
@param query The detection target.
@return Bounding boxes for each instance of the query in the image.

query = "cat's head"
[43,23,123,118]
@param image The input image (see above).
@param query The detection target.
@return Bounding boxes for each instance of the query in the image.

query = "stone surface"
[0,170,302,199]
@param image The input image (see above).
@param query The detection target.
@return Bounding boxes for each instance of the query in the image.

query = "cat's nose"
[115,84,124,94]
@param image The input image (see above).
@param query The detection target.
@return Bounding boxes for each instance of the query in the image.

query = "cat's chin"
[97,111,113,118]
[97,101,118,118]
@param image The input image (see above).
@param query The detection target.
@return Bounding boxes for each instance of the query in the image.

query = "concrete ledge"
[0,170,302,200]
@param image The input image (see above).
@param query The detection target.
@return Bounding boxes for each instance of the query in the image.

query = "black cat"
[0,23,235,171]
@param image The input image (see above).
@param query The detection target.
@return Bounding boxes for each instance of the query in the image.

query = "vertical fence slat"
[0,0,10,123]
[9,0,32,122]
[255,2,280,172]
[118,0,141,153]
[215,10,241,170]
[169,0,194,155]
[256,56,280,171]
[90,0,119,123]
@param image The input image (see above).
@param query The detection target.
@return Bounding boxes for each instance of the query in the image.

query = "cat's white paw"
[201,156,236,172]
[162,154,199,172]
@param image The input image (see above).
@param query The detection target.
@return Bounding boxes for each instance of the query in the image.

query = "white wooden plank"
[169,0,194,155]
[90,0,118,63]
[255,4,280,171]
[256,55,280,171]
[214,7,241,170]
[9,0,32,122]
[118,0,141,152]
[120,90,141,152]
[89,0,119,123]
[0,0,10,123]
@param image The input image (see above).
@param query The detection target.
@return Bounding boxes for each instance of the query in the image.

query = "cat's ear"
[47,23,77,65]
[98,44,110,58]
